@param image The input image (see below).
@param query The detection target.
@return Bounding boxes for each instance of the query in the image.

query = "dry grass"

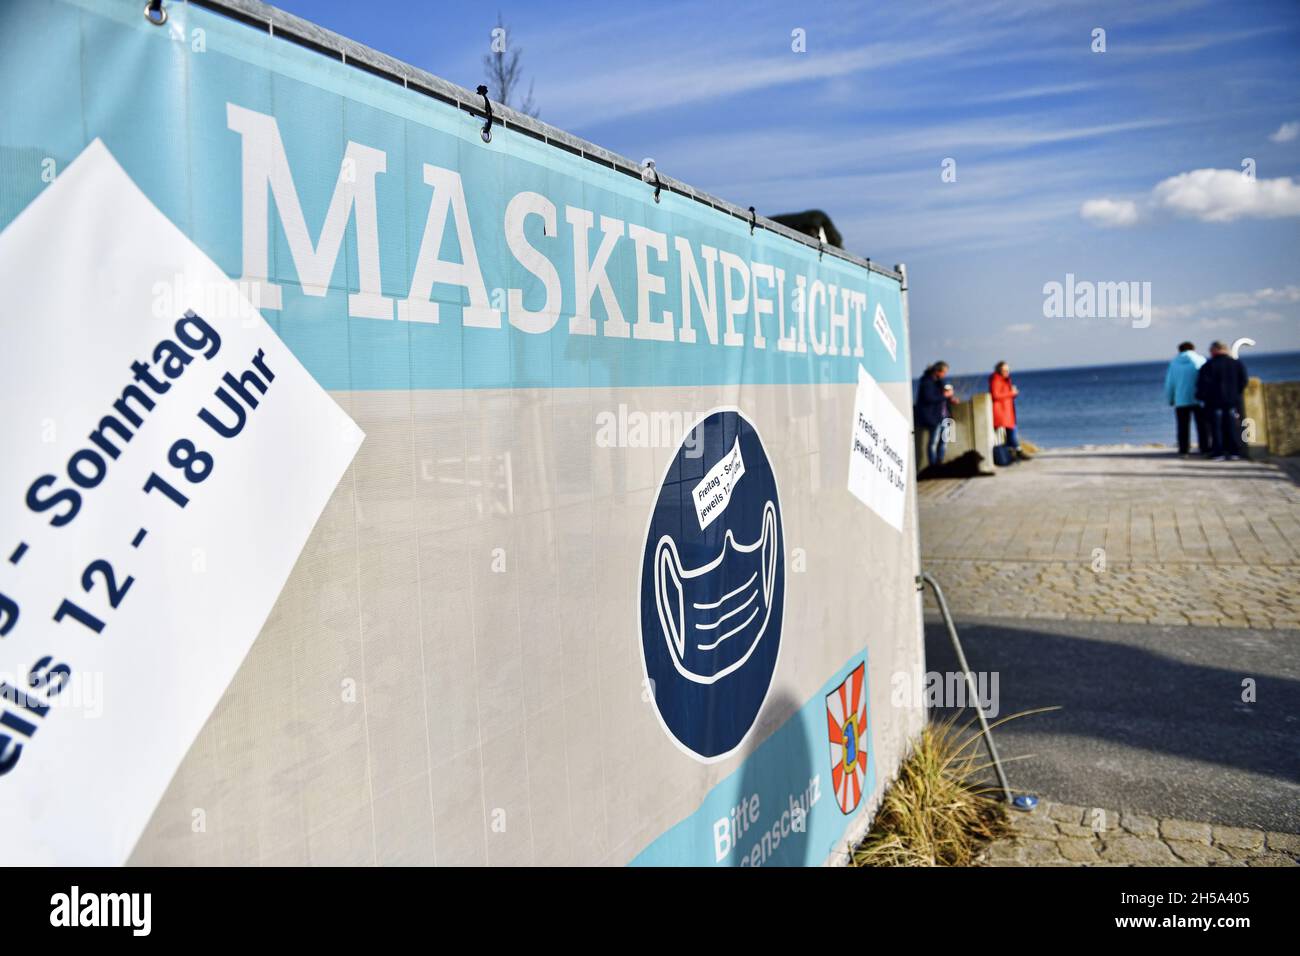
[852,711,1031,867]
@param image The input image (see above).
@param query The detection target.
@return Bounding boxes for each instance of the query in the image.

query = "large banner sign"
[0,0,924,865]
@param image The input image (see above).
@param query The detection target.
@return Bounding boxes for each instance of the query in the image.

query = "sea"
[928,350,1300,449]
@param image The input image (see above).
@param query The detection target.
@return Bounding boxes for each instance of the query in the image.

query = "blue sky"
[273,0,1300,374]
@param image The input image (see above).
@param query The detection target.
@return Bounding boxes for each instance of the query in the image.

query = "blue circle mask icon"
[639,409,785,761]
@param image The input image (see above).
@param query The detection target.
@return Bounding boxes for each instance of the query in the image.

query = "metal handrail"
[919,571,1035,811]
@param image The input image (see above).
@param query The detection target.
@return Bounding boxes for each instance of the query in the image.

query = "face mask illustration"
[654,500,779,684]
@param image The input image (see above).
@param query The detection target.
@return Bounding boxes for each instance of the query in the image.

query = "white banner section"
[0,140,364,864]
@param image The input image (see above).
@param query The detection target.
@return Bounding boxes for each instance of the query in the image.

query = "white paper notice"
[0,140,364,864]
[693,437,745,530]
[847,365,909,532]
[873,302,898,362]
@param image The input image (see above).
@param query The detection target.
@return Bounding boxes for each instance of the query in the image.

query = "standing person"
[1195,341,1248,461]
[915,361,960,467]
[989,361,1032,462]
[1164,341,1207,457]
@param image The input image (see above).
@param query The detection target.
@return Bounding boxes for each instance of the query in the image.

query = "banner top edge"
[184,0,903,285]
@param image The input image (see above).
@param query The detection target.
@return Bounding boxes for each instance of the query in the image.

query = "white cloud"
[1152,168,1300,222]
[1004,323,1035,334]
[1080,197,1140,227]
[539,33,985,128]
[657,117,1176,189]
[962,81,1100,105]
[1109,27,1284,56]
[1083,170,1300,228]
[1269,120,1299,143]
[1149,285,1300,326]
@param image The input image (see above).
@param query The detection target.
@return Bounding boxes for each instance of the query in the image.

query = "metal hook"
[476,85,494,143]
[639,159,662,204]
[748,206,756,235]
[144,0,166,25]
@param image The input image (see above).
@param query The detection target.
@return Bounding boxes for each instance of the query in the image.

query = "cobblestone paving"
[922,448,1300,864]
[919,448,1300,627]
[978,801,1299,867]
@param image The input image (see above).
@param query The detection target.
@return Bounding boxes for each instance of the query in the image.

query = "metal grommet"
[144,1,167,26]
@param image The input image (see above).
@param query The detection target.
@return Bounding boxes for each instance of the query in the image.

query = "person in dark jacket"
[915,361,960,466]
[1195,341,1248,460]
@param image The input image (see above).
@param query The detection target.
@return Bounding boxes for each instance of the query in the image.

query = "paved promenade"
[919,448,1300,628]
[979,801,1298,867]
[917,447,1300,863]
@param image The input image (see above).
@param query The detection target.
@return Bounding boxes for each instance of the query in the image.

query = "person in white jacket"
[1163,341,1207,457]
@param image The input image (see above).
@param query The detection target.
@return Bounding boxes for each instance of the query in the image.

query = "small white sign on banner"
[873,302,898,362]
[0,140,364,864]
[693,436,746,530]
[847,364,909,532]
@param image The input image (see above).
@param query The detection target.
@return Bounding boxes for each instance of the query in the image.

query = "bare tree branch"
[482,13,540,118]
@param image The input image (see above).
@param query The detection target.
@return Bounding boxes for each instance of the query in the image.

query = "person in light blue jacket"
[1164,341,1206,456]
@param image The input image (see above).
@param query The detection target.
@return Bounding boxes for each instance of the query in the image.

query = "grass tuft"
[851,711,1016,867]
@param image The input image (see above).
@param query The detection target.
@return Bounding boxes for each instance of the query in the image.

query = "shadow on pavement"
[923,616,1300,831]
[1052,469,1297,483]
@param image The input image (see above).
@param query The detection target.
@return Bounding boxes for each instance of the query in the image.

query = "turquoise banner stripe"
[0,0,908,392]
[632,652,876,867]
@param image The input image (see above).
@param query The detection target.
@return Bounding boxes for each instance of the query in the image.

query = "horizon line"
[916,347,1300,379]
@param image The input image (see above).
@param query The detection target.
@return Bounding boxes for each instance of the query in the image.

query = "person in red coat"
[989,361,1032,461]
